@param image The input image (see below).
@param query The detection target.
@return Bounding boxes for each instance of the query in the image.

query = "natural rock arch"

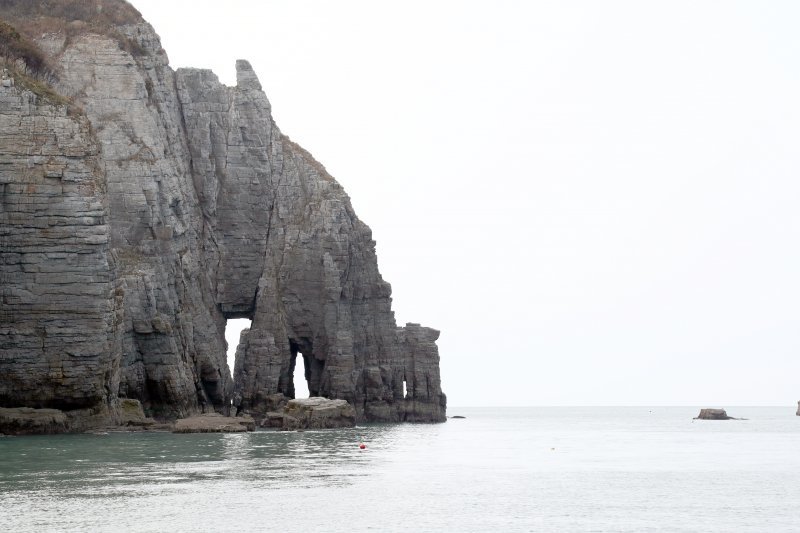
[0,4,446,427]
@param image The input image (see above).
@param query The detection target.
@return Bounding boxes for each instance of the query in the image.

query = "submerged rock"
[173,413,255,433]
[694,408,732,420]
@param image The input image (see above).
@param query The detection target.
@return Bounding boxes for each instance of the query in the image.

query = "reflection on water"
[3,408,800,532]
[0,425,406,497]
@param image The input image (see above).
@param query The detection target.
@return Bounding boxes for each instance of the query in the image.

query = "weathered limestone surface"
[261,397,357,430]
[0,1,445,432]
[0,87,116,412]
[53,27,232,420]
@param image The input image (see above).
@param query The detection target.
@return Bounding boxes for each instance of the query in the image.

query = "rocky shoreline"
[1,397,360,435]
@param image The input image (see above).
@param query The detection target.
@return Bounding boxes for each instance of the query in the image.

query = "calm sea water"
[1,407,799,532]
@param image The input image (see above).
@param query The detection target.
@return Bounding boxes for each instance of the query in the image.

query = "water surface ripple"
[1,407,799,531]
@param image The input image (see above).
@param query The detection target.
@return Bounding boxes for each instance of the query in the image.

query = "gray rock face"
[0,86,116,412]
[0,3,445,431]
[176,62,445,423]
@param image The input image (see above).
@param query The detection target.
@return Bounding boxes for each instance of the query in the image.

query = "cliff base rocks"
[118,399,157,428]
[261,397,356,430]
[173,413,256,433]
[0,407,68,435]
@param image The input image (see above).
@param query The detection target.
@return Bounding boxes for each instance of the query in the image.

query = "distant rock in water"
[796,401,799,416]
[450,415,466,419]
[694,408,733,420]
[0,0,445,432]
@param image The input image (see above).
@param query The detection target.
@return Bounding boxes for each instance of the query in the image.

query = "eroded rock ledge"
[261,397,357,431]
[173,414,256,434]
[0,1,445,434]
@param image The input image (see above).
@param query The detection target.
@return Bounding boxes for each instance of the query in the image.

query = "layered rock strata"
[0,83,115,412]
[0,407,69,435]
[0,1,445,431]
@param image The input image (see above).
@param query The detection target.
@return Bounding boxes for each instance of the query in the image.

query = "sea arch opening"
[291,351,310,399]
[225,318,251,383]
[288,339,325,399]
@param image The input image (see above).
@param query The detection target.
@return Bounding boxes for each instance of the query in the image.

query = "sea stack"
[0,0,446,434]
[695,408,732,420]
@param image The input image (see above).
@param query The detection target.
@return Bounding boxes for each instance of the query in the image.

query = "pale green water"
[1,407,800,532]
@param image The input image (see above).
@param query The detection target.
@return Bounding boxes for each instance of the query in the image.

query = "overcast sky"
[131,0,800,407]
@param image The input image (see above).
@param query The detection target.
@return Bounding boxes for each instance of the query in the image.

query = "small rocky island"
[0,1,445,435]
[694,408,740,420]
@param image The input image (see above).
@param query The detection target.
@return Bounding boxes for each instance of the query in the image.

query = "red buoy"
[359,443,366,450]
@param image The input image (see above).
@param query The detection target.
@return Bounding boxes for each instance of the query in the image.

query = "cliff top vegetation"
[0,0,142,31]
[0,0,146,57]
[0,19,69,106]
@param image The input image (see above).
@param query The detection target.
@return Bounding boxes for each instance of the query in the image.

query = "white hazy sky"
[131,0,800,407]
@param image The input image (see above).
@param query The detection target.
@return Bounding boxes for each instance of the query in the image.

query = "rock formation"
[261,397,357,431]
[0,0,445,433]
[173,413,256,434]
[0,407,69,435]
[694,408,732,420]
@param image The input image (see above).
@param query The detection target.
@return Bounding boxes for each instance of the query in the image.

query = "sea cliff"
[0,0,445,432]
